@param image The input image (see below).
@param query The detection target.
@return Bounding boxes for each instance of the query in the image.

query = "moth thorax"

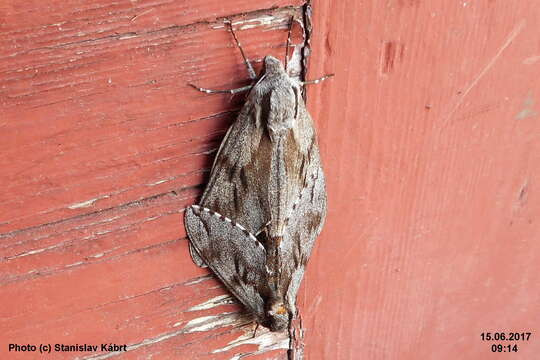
[264,56,285,75]
[265,301,289,332]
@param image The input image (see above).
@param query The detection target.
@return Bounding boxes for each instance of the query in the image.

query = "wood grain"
[1,1,304,359]
[303,0,540,359]
[2,0,540,359]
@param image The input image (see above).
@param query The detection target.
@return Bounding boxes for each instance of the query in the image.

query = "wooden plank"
[302,0,540,359]
[1,2,307,359]
[1,185,290,358]
[0,0,303,233]
[4,0,539,358]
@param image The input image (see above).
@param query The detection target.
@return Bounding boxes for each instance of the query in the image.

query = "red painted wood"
[2,0,539,359]
[302,0,540,359]
[1,2,301,359]
[0,0,302,234]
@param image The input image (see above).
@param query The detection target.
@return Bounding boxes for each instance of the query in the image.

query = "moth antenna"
[225,20,257,80]
[300,73,335,86]
[188,83,253,95]
[284,16,294,73]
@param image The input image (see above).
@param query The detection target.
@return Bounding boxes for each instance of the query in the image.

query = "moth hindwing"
[184,20,328,332]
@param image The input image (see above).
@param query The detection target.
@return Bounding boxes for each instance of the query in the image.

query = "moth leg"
[284,16,294,73]
[189,83,253,95]
[225,20,257,80]
[300,74,335,86]
[252,322,260,338]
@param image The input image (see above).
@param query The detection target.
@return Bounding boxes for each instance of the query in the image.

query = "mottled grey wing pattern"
[200,99,271,235]
[188,102,268,267]
[281,164,326,312]
[185,205,267,319]
[184,55,327,331]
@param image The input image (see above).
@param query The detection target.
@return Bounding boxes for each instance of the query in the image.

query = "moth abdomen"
[264,300,289,332]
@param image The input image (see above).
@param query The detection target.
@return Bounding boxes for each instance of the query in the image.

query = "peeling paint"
[146,179,168,186]
[207,8,306,85]
[81,313,251,359]
[68,195,109,209]
[288,41,305,81]
[68,198,99,209]
[3,4,311,360]
[79,329,187,360]
[212,328,289,355]
[4,242,64,260]
[187,294,235,311]
[181,312,245,333]
[212,15,289,31]
[184,274,214,286]
[65,261,84,268]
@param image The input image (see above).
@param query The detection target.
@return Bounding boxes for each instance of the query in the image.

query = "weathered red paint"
[302,0,540,359]
[1,0,539,359]
[1,1,301,359]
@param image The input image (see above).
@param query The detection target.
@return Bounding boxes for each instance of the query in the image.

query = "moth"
[184,19,331,332]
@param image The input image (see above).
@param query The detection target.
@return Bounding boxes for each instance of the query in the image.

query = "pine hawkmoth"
[184,18,331,332]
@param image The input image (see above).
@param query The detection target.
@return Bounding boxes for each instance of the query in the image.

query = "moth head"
[265,302,289,332]
[264,56,285,75]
